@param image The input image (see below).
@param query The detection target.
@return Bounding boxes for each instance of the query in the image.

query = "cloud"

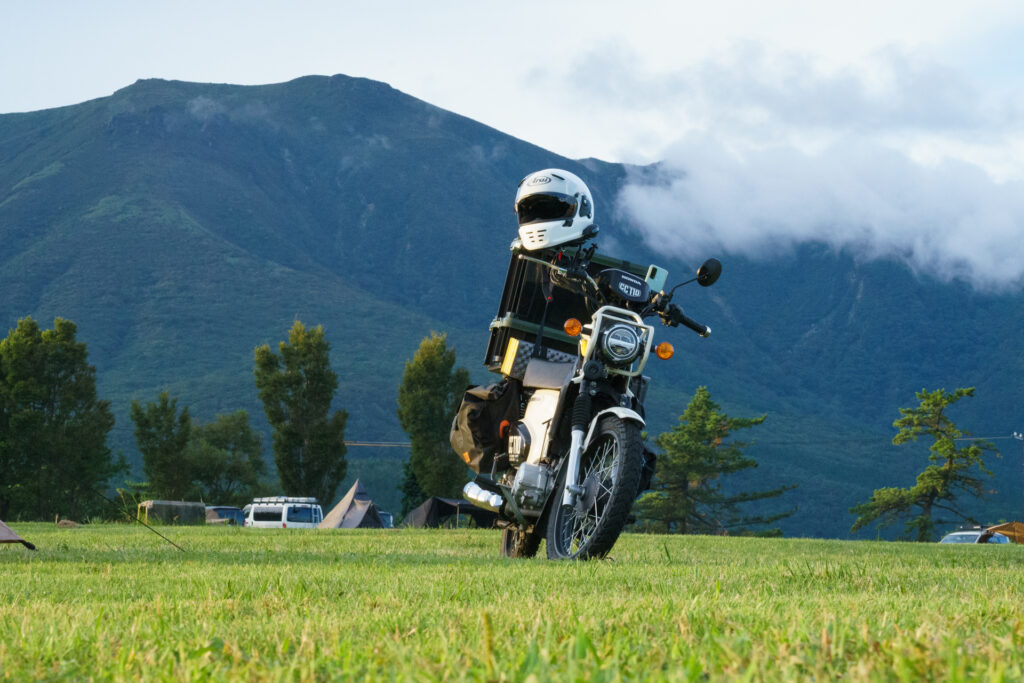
[561,40,1024,290]
[617,136,1024,290]
[565,41,1023,145]
[685,43,1010,133]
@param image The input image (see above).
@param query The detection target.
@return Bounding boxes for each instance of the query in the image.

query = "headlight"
[601,324,641,364]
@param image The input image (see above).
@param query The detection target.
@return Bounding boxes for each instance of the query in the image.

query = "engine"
[511,462,554,514]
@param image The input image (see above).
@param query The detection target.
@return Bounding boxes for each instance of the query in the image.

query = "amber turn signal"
[655,342,674,360]
[564,318,583,336]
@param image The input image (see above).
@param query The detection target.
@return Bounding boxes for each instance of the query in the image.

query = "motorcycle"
[455,240,721,559]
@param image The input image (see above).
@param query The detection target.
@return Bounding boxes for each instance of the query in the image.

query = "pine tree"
[396,332,470,499]
[634,386,794,535]
[254,320,347,505]
[850,387,995,541]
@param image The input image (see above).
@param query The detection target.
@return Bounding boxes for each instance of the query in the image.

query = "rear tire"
[545,416,643,560]
[500,526,541,558]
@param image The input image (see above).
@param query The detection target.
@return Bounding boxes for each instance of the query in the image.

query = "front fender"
[581,407,645,452]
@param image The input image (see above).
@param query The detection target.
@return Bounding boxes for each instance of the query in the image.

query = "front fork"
[561,386,593,507]
[558,381,647,508]
[562,428,586,507]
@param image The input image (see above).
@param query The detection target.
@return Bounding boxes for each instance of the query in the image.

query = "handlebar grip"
[670,305,711,337]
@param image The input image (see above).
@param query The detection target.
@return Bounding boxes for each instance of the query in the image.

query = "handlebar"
[517,253,605,305]
[517,251,714,339]
[666,304,711,337]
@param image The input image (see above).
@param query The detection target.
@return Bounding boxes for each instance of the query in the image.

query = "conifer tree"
[396,332,470,499]
[634,386,794,535]
[850,387,994,541]
[254,321,347,504]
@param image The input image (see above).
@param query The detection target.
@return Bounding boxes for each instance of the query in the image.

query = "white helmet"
[514,169,595,251]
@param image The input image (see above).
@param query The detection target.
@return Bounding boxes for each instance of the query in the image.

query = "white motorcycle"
[454,241,722,559]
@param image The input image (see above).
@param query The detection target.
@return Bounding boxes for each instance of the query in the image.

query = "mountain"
[2,75,1022,536]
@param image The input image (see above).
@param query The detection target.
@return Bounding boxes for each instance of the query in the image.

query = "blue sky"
[3,1,1024,287]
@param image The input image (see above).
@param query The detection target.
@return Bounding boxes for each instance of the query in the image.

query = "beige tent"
[987,522,1024,544]
[318,479,385,529]
[0,520,35,550]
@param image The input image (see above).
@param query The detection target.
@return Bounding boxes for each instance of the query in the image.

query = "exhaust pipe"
[463,481,504,512]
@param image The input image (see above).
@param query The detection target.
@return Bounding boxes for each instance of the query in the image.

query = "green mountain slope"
[2,75,1022,535]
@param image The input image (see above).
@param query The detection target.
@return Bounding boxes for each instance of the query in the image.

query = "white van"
[242,497,323,529]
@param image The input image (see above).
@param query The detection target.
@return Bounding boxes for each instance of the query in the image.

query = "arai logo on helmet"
[528,176,552,186]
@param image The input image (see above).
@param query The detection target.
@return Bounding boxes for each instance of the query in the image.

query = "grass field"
[2,524,1023,681]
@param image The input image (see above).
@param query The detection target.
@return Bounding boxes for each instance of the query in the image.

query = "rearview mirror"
[696,258,722,287]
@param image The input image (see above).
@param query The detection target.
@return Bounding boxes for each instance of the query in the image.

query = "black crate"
[484,245,652,373]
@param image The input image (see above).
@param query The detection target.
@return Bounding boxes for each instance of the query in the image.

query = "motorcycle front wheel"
[545,416,644,560]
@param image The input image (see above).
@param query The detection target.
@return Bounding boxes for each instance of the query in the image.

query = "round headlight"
[601,324,641,363]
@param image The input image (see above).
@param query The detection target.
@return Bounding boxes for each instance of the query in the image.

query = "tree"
[633,386,795,535]
[189,410,266,506]
[131,391,193,500]
[396,332,470,499]
[850,387,995,541]
[254,320,347,504]
[399,459,427,518]
[0,317,120,520]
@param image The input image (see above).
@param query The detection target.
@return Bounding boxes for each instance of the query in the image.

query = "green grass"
[2,524,1023,681]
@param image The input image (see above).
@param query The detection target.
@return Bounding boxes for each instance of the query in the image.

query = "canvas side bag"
[450,381,519,474]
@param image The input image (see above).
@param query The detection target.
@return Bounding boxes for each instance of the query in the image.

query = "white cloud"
[688,44,996,132]
[618,136,1024,290]
[557,41,1024,159]
[569,38,1024,291]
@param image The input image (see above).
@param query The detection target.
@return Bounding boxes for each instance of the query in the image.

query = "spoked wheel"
[500,526,541,558]
[546,416,644,560]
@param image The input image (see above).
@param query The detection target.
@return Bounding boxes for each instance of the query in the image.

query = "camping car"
[243,497,323,528]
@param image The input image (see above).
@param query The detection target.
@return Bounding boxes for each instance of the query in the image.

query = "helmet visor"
[516,193,577,226]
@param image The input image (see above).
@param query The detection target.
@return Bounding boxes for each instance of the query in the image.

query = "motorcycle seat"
[522,358,574,390]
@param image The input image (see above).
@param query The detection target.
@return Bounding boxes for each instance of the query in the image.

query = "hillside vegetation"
[2,75,1023,536]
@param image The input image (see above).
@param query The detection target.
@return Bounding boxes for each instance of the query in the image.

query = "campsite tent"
[0,520,35,550]
[988,522,1024,544]
[402,497,498,528]
[318,479,386,529]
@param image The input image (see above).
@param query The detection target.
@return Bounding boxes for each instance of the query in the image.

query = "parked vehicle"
[137,500,205,525]
[455,238,721,560]
[242,497,323,528]
[206,505,245,526]
[939,528,1010,544]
